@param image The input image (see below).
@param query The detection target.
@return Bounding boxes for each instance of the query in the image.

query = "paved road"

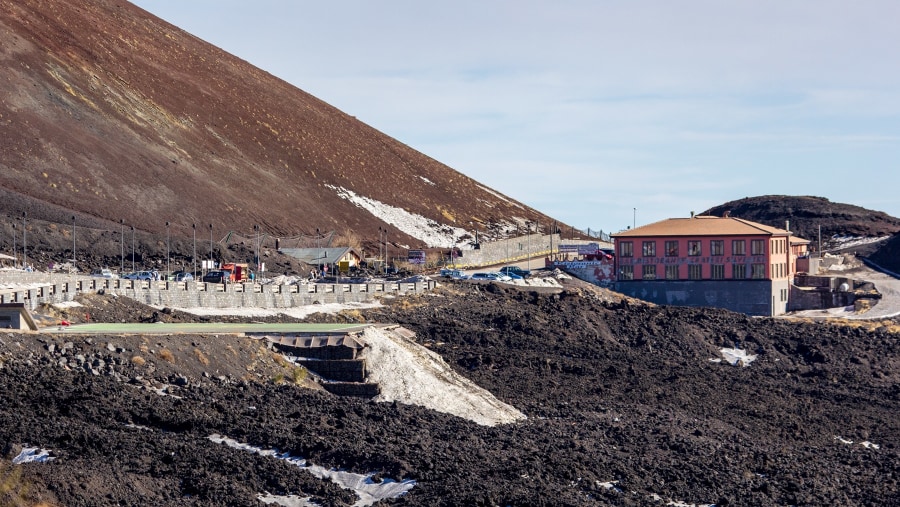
[789,256,900,320]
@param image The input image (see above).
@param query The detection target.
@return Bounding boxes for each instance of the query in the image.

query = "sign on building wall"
[559,243,602,254]
[408,250,426,265]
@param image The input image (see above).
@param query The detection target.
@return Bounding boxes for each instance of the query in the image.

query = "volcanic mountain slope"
[704,195,900,244]
[0,0,562,249]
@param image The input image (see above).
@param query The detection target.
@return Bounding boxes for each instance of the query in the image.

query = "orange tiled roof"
[612,215,792,238]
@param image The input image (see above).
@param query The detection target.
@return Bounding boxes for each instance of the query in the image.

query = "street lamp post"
[377,227,382,270]
[192,223,196,277]
[120,219,125,274]
[527,221,531,272]
[506,225,510,261]
[208,224,213,271]
[21,212,26,270]
[166,221,170,278]
[11,223,16,269]
[254,225,260,273]
[131,226,135,271]
[71,215,76,267]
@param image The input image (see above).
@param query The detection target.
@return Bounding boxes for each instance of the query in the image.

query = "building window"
[666,265,679,280]
[751,239,766,255]
[751,263,766,279]
[688,264,702,280]
[619,241,633,258]
[711,264,725,279]
[710,240,724,256]
[642,264,656,280]
[642,241,656,257]
[619,265,634,280]
[732,264,747,279]
[732,240,746,256]
[665,241,679,257]
[688,241,701,256]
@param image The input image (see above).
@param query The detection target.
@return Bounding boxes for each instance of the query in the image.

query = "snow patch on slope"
[327,185,470,248]
[209,434,415,506]
[360,326,526,426]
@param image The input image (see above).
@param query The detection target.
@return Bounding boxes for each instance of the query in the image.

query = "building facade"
[612,215,808,316]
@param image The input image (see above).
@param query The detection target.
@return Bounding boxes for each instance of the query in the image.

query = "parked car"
[122,271,154,280]
[202,270,229,284]
[499,266,531,278]
[470,272,512,282]
[439,269,469,280]
[172,271,194,282]
[90,269,118,279]
[399,275,430,283]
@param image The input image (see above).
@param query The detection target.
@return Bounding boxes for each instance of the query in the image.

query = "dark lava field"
[0,279,897,506]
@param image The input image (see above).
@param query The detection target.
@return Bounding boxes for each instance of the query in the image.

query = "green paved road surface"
[44,322,370,335]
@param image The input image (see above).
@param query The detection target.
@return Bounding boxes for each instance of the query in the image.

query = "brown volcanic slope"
[704,195,900,244]
[0,0,562,247]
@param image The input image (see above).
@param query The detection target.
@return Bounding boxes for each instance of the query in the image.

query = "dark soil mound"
[704,195,900,244]
[1,280,897,506]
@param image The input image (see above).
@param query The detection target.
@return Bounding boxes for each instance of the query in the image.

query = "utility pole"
[633,208,636,230]
[11,223,16,269]
[131,226,135,271]
[818,225,822,258]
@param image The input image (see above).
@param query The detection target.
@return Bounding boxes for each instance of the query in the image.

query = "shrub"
[193,348,209,365]
[158,349,175,363]
[0,459,29,506]
[130,355,146,366]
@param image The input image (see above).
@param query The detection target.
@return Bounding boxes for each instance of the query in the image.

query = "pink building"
[612,215,808,316]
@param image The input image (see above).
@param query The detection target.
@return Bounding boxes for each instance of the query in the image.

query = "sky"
[130,0,900,234]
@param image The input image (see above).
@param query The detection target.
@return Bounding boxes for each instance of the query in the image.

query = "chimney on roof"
[723,210,730,218]
[690,211,695,218]
[785,220,790,232]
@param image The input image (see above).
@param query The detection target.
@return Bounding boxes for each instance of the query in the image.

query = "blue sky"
[131,1,900,235]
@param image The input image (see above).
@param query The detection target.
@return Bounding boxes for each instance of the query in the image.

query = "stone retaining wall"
[0,273,436,310]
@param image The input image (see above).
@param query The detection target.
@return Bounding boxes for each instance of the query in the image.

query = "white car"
[469,272,512,282]
[90,269,119,279]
